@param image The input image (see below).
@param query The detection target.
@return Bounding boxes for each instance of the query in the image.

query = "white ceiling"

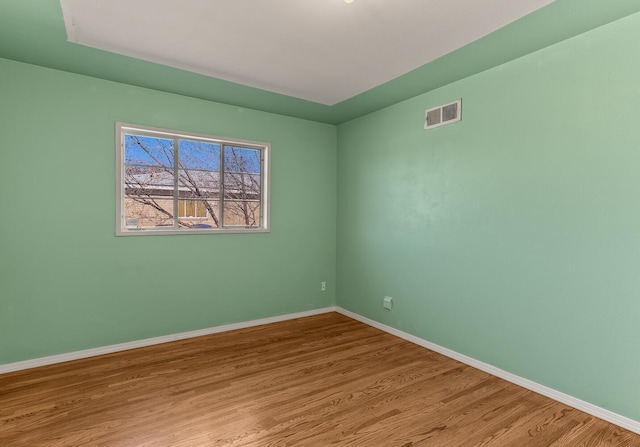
[60,0,554,106]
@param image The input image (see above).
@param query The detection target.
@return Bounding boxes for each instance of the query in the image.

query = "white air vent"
[424,99,462,130]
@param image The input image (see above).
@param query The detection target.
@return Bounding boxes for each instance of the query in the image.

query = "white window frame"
[116,122,270,236]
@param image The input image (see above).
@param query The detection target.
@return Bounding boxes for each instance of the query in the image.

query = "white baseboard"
[3,305,638,436]
[335,307,640,436]
[0,307,337,374]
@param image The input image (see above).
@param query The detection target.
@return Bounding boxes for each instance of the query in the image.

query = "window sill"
[116,227,270,236]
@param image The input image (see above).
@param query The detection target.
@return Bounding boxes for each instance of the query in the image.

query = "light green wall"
[0,58,337,364]
[337,11,640,421]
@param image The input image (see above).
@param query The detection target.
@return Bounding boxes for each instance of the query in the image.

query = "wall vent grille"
[425,99,462,130]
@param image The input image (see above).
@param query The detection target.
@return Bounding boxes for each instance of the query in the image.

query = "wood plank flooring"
[1,312,639,446]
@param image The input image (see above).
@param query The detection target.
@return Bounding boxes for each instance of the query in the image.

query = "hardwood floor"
[1,312,638,446]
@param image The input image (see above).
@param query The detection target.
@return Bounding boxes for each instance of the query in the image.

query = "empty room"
[2,0,640,445]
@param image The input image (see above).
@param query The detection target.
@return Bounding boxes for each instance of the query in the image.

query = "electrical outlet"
[321,281,326,292]
[383,296,393,311]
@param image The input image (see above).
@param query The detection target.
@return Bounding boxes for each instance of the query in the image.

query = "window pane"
[124,197,174,229]
[125,165,174,192]
[178,140,220,170]
[178,199,208,218]
[223,173,260,200]
[223,146,261,174]
[124,134,176,229]
[178,199,220,228]
[178,169,219,199]
[223,200,260,227]
[222,146,261,228]
[125,135,174,168]
[177,139,221,226]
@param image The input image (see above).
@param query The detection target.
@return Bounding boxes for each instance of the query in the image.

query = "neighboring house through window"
[116,123,270,235]
[178,200,207,218]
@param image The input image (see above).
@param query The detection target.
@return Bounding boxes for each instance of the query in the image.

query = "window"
[178,200,207,218]
[116,123,270,235]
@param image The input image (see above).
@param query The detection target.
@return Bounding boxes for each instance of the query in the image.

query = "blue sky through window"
[179,140,220,171]
[124,135,174,168]
[125,136,260,175]
[223,146,261,174]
